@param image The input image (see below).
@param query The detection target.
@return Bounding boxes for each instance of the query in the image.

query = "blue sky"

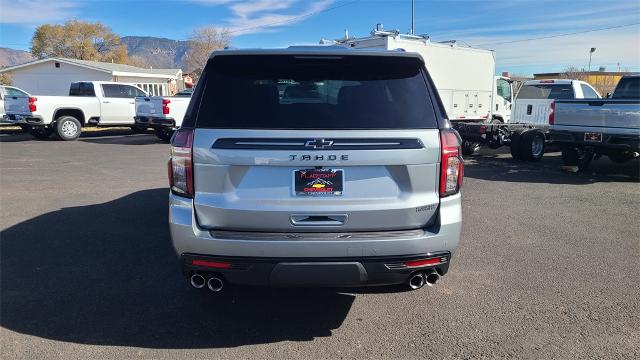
[1,0,639,75]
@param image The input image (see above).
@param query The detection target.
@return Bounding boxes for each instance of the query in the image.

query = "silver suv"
[168,47,463,293]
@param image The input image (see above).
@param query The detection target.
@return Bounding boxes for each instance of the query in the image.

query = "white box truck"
[338,27,500,124]
[333,26,549,161]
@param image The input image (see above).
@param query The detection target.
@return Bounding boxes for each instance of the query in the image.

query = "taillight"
[28,97,37,112]
[162,99,171,115]
[440,130,463,197]
[548,100,555,125]
[169,128,194,197]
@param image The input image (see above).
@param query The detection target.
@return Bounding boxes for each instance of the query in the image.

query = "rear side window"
[194,55,438,129]
[517,84,574,100]
[102,84,146,98]
[69,83,95,97]
[580,84,600,98]
[612,77,640,99]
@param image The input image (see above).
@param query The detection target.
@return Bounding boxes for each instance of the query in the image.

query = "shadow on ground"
[0,127,162,145]
[464,149,639,184]
[1,189,353,348]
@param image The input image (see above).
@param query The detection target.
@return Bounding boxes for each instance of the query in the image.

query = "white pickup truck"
[134,93,191,142]
[512,79,601,125]
[4,81,147,140]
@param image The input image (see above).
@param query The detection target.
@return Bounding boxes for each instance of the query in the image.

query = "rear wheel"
[562,146,593,171]
[29,127,53,140]
[519,130,546,162]
[509,130,523,161]
[55,116,82,141]
[155,128,174,142]
[461,141,481,156]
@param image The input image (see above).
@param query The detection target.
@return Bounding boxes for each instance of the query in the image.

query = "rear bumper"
[5,113,44,125]
[181,252,451,287]
[169,192,461,286]
[134,116,176,129]
[550,129,640,152]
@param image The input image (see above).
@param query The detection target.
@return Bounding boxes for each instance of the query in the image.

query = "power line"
[226,0,361,35]
[474,22,640,46]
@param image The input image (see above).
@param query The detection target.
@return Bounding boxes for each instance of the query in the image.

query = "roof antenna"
[410,0,415,35]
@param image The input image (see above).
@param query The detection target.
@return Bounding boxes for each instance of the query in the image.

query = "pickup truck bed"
[134,95,190,142]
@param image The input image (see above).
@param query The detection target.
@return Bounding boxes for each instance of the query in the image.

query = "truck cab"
[493,76,513,123]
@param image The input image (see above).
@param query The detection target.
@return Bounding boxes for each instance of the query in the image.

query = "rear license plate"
[294,169,343,196]
[584,132,602,142]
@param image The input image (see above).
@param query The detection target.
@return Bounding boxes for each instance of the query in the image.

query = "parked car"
[550,74,640,170]
[168,47,463,293]
[0,85,29,125]
[4,81,147,140]
[134,92,191,142]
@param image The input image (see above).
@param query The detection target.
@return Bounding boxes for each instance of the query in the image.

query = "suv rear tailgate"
[193,129,441,232]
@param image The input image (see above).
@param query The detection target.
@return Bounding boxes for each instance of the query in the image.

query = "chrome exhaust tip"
[425,269,440,287]
[207,276,224,292]
[190,273,206,289]
[408,272,426,290]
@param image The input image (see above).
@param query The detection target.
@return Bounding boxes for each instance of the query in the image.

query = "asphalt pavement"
[1,131,638,359]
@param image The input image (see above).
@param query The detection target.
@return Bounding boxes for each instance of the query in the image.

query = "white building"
[0,57,182,96]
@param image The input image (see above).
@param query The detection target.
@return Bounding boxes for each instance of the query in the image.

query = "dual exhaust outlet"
[191,270,439,292]
[408,269,440,290]
[190,273,224,293]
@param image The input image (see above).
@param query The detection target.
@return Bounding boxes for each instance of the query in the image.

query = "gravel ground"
[1,132,638,359]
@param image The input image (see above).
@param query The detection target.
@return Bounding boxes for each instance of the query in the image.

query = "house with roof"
[0,57,182,96]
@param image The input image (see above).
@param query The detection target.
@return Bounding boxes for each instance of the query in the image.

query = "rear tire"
[29,127,53,140]
[519,130,546,162]
[155,128,174,142]
[509,130,523,161]
[561,146,593,171]
[55,116,82,141]
[461,141,481,156]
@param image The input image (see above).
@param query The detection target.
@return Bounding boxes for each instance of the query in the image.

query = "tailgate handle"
[290,214,347,226]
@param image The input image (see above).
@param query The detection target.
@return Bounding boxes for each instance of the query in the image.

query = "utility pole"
[410,0,415,35]
[588,47,596,72]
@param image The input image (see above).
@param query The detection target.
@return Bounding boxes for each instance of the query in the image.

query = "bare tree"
[185,26,232,79]
[560,66,588,82]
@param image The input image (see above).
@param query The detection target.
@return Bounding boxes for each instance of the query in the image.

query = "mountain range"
[0,36,189,70]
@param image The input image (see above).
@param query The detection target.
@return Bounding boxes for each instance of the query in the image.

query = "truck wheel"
[461,141,481,156]
[509,131,523,161]
[29,127,53,140]
[562,147,593,171]
[519,130,546,162]
[155,128,174,142]
[55,116,82,141]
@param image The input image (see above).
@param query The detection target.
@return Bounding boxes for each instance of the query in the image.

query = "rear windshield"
[517,84,574,100]
[612,77,639,99]
[194,55,438,129]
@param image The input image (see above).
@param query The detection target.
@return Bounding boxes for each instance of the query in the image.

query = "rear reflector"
[192,260,232,269]
[405,258,443,268]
